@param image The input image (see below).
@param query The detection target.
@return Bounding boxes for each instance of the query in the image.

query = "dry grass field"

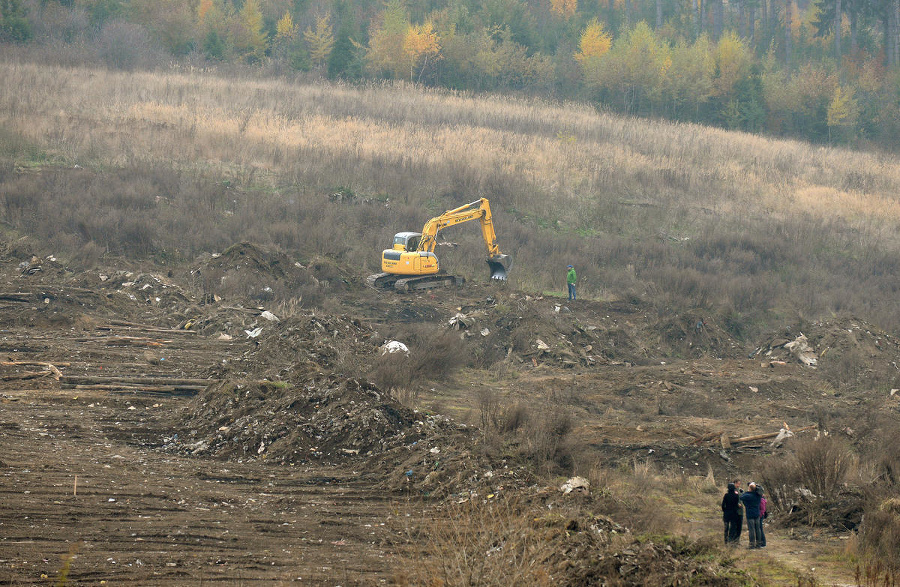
[3,57,900,337]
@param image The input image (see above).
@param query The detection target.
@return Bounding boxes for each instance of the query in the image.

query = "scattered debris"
[560,476,590,495]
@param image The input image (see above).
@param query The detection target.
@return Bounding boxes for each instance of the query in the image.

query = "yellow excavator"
[367,198,511,292]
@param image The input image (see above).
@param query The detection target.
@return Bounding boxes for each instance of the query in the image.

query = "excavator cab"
[392,232,421,252]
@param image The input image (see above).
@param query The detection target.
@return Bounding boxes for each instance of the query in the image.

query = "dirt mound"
[754,317,900,391]
[191,242,353,304]
[442,295,745,370]
[206,312,380,379]
[172,376,423,463]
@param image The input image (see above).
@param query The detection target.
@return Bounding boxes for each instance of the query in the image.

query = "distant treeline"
[3,0,900,148]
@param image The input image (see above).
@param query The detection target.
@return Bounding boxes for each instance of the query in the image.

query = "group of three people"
[722,480,768,548]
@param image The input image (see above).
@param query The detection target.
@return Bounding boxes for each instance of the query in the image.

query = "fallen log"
[104,336,172,347]
[69,384,202,395]
[730,424,817,444]
[2,370,53,381]
[0,361,64,380]
[60,375,217,387]
[99,320,197,335]
[690,430,725,445]
[1,361,70,367]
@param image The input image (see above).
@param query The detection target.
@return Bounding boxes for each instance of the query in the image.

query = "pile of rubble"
[172,375,423,464]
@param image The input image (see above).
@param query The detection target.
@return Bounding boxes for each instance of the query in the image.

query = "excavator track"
[367,272,464,292]
[393,274,463,292]
[366,272,398,289]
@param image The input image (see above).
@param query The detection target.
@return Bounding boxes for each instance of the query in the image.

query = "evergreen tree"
[0,0,31,43]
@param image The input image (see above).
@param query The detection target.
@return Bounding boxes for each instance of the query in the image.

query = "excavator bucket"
[487,254,511,281]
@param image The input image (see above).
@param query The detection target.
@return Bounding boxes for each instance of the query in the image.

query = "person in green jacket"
[566,265,577,300]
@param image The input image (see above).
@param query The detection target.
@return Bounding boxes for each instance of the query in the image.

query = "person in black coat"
[721,482,742,545]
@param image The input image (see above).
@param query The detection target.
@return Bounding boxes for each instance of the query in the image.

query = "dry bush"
[759,436,855,505]
[408,328,468,381]
[97,20,163,71]
[372,352,413,397]
[858,502,900,578]
[475,389,576,473]
[795,436,856,499]
[759,436,860,528]
[398,498,558,586]
[372,326,468,401]
[851,420,900,577]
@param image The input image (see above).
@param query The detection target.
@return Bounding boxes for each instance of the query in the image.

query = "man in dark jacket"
[740,481,763,548]
[721,483,741,545]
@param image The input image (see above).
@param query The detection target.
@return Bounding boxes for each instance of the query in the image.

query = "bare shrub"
[858,502,900,578]
[758,453,801,513]
[795,436,855,499]
[409,329,468,381]
[760,436,855,506]
[398,497,558,586]
[97,20,161,71]
[525,404,575,471]
[474,389,575,473]
[372,352,413,397]
[65,240,105,270]
[379,324,468,383]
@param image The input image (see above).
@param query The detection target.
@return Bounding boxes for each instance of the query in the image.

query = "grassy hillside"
[2,57,900,337]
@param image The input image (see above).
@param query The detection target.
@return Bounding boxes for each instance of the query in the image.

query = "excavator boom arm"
[418,198,501,256]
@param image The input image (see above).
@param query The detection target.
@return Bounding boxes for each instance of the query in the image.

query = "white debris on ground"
[560,476,590,495]
[380,340,409,356]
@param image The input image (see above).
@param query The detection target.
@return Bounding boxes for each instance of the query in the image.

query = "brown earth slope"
[0,243,886,584]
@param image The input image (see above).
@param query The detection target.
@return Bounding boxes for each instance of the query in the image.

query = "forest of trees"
[2,0,900,148]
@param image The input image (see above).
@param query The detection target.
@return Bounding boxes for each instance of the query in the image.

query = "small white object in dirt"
[381,340,409,356]
[260,310,280,322]
[448,312,474,329]
[749,386,759,393]
[218,333,233,341]
[245,327,263,338]
[429,447,440,454]
[560,476,590,495]
[44,298,49,304]
[480,328,490,336]
[784,334,818,367]
[99,274,109,282]
[535,339,550,350]
[891,389,898,397]
[771,427,793,446]
[258,442,266,454]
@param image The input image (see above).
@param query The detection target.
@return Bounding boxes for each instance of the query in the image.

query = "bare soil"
[1,244,885,585]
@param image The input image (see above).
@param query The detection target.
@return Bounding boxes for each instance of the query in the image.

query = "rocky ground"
[1,242,892,584]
